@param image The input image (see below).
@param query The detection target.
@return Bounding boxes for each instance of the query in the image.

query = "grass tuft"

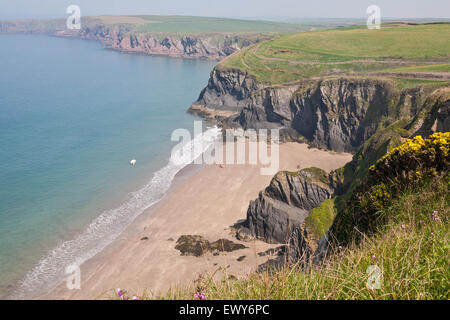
[156,176,448,300]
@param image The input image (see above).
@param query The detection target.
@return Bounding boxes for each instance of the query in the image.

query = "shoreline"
[9,125,220,300]
[42,142,352,300]
[0,32,226,61]
[0,33,223,61]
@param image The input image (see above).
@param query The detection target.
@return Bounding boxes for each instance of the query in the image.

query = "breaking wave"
[11,126,221,299]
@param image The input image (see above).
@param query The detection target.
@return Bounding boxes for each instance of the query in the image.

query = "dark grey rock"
[175,235,247,257]
[236,227,254,242]
[257,226,314,271]
[240,169,332,244]
[175,235,211,257]
[258,246,286,257]
[416,97,450,136]
[194,69,262,112]
[192,71,429,152]
[210,239,247,252]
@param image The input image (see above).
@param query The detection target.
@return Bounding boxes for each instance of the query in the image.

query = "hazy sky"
[0,0,449,20]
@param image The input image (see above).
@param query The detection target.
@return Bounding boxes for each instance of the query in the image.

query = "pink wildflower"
[116,288,129,300]
[194,292,205,300]
[401,224,406,229]
[132,296,140,300]
[432,210,440,222]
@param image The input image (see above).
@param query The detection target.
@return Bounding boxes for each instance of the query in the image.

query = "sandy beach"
[44,142,352,299]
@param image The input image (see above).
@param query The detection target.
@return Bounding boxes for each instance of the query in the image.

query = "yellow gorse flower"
[381,132,450,161]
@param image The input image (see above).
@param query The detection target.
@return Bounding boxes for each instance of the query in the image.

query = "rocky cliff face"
[416,88,450,136]
[289,79,395,152]
[79,25,254,59]
[194,69,265,111]
[192,69,432,152]
[237,168,333,245]
[236,168,335,269]
[238,86,449,270]
[211,67,450,270]
[0,20,268,60]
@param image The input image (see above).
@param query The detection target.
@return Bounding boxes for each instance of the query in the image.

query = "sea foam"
[11,126,221,299]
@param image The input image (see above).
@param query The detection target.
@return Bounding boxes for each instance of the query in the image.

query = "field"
[120,15,309,34]
[95,16,152,25]
[378,63,450,73]
[219,23,450,86]
[0,15,322,37]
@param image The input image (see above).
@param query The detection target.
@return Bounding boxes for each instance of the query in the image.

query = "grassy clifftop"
[168,181,448,299]
[218,23,450,86]
[166,84,449,299]
[162,133,449,300]
[0,15,315,60]
[129,15,308,34]
[0,15,308,37]
[98,21,449,300]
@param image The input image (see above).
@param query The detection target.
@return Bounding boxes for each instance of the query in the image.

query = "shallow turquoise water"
[0,34,215,297]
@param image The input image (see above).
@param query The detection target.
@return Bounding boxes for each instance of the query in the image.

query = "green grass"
[380,63,450,73]
[119,135,449,301]
[337,117,416,200]
[159,177,449,300]
[257,24,450,62]
[132,15,308,34]
[390,78,450,90]
[219,23,450,85]
[300,167,330,185]
[305,198,337,239]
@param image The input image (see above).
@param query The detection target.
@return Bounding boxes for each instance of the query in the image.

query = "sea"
[0,34,218,299]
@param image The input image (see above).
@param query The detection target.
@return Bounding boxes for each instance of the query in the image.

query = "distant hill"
[115,15,310,33]
[0,15,316,60]
[183,22,450,300]
[219,22,450,85]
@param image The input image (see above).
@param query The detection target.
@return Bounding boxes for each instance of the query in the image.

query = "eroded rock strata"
[0,19,270,60]
[237,168,333,244]
[79,26,259,59]
[192,69,440,152]
[197,68,450,270]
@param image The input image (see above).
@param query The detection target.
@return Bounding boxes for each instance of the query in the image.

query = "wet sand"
[45,142,352,299]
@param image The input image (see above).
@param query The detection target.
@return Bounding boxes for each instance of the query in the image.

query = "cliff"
[200,67,449,269]
[78,25,264,60]
[236,168,335,269]
[176,24,449,298]
[167,156,449,299]
[237,168,333,245]
[192,68,442,152]
[243,92,448,269]
[0,18,277,60]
